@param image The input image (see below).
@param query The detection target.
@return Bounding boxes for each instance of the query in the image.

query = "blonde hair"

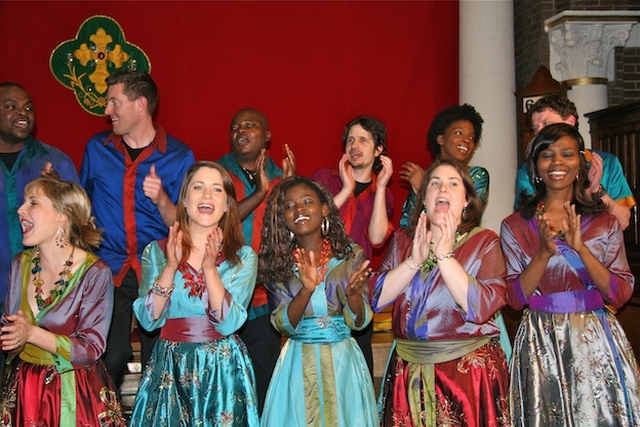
[24,178,103,251]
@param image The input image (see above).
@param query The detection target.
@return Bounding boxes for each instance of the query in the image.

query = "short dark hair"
[342,116,388,173]
[0,82,26,91]
[527,93,579,130]
[427,104,483,157]
[106,70,158,115]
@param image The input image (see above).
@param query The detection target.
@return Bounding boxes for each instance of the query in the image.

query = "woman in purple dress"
[372,158,510,426]
[0,178,125,426]
[501,123,640,426]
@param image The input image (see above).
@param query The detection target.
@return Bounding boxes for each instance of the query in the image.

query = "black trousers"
[352,321,374,377]
[238,313,281,415]
[102,268,159,391]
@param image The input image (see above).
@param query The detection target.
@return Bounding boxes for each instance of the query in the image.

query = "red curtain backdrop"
[0,0,458,260]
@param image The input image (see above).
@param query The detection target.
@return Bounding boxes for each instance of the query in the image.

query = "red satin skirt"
[379,339,511,427]
[1,358,126,426]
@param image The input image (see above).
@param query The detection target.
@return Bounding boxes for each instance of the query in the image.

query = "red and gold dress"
[372,228,510,427]
[0,249,125,426]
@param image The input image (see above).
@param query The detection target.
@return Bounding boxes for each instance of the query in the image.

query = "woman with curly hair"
[130,161,259,426]
[502,123,640,426]
[258,176,378,427]
[399,103,488,228]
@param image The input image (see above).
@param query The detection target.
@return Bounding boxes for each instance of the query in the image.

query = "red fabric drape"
[0,0,458,262]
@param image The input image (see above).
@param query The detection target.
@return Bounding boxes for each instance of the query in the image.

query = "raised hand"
[254,149,269,193]
[410,212,432,265]
[338,154,356,193]
[202,227,224,271]
[41,162,59,179]
[432,209,457,257]
[346,260,371,297]
[535,212,557,256]
[562,201,584,251]
[294,248,319,293]
[587,151,604,196]
[376,155,393,189]
[165,222,184,270]
[143,164,168,205]
[282,144,296,178]
[399,162,424,193]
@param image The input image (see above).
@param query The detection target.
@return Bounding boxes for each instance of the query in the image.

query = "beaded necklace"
[535,201,566,241]
[32,247,75,311]
[292,238,332,283]
[316,238,332,282]
[420,232,463,273]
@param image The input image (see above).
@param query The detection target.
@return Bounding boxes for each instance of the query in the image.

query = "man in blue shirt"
[81,71,195,391]
[0,82,79,306]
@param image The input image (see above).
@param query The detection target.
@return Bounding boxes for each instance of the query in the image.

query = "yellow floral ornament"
[50,15,151,116]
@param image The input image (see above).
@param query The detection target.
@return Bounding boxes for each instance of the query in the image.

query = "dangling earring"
[289,230,295,241]
[321,217,330,236]
[55,227,69,248]
[534,176,542,184]
[462,207,468,221]
[575,174,580,181]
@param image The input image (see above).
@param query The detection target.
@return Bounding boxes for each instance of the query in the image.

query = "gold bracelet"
[406,256,422,271]
[435,251,455,262]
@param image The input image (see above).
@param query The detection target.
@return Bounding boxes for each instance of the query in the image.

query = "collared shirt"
[217,152,283,318]
[0,136,79,301]
[312,168,394,259]
[80,126,195,286]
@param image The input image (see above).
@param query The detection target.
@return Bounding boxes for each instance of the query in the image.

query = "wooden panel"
[586,103,640,303]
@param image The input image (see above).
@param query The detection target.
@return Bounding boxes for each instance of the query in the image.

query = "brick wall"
[515,0,640,103]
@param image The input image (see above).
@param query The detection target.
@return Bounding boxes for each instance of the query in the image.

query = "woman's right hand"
[165,222,183,270]
[294,248,319,294]
[410,212,432,264]
[399,162,424,193]
[535,213,557,257]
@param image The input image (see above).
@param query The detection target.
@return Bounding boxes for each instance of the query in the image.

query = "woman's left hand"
[433,209,457,257]
[0,310,32,352]
[562,201,584,251]
[202,227,223,271]
[346,260,371,297]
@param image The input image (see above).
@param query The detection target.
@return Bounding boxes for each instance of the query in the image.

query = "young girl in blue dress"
[258,176,378,427]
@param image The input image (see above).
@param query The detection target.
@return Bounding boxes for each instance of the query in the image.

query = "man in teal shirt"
[0,82,79,304]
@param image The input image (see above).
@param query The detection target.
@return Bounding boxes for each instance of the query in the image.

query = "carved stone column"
[545,11,640,147]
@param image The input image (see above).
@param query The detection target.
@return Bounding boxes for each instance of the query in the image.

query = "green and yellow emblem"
[50,15,151,116]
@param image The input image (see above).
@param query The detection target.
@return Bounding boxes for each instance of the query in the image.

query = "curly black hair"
[427,104,483,157]
[258,176,353,283]
[517,123,605,217]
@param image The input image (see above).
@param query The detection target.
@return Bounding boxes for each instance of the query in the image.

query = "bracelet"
[406,256,422,271]
[435,251,455,262]
[151,276,174,298]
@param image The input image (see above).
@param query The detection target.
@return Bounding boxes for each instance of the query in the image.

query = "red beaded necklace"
[316,238,332,283]
[293,238,332,283]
